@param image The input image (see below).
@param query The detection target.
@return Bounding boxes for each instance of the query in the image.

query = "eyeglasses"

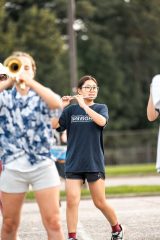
[81,86,99,92]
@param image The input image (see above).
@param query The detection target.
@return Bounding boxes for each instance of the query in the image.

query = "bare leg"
[1,192,25,240]
[89,179,118,226]
[65,179,82,233]
[35,186,65,240]
[0,191,3,215]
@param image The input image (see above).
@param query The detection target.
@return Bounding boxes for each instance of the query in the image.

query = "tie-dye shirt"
[0,87,58,165]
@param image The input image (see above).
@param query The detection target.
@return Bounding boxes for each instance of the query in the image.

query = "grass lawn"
[26,185,160,200]
[106,163,156,176]
[68,185,160,198]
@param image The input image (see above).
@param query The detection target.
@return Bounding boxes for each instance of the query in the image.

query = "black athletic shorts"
[65,172,105,184]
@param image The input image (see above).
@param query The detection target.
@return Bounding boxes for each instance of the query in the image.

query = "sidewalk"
[60,174,160,190]
[106,174,160,187]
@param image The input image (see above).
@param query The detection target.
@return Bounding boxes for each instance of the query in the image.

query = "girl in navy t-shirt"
[53,75,124,240]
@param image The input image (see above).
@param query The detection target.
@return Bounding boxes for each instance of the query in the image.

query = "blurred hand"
[0,74,8,81]
[61,96,73,108]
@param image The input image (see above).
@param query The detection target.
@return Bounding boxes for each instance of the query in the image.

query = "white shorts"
[0,162,60,193]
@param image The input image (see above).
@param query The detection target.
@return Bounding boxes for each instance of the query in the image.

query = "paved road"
[1,176,159,239]
[1,196,160,240]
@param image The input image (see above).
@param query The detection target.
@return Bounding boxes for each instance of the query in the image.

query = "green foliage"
[0,1,17,61]
[1,0,160,129]
[13,6,69,93]
[104,128,158,148]
[1,2,70,95]
[76,0,160,129]
[103,129,158,165]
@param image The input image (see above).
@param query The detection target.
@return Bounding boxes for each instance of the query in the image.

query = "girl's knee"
[45,216,62,232]
[67,199,80,209]
[3,217,19,233]
[67,194,80,208]
[93,198,106,210]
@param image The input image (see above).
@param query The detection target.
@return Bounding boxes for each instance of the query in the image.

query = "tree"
[1,0,160,130]
[76,0,160,129]
[0,0,17,62]
[1,2,70,94]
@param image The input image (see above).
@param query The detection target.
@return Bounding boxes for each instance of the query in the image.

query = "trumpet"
[4,56,26,90]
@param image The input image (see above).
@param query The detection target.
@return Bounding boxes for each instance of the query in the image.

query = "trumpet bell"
[4,56,26,90]
[4,56,22,76]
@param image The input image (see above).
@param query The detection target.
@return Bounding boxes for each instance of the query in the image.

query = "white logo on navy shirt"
[71,115,92,122]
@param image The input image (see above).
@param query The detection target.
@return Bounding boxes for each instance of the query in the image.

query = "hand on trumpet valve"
[0,74,9,81]
[0,63,9,81]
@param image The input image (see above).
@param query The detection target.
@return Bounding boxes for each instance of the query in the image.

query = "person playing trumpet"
[0,62,21,240]
[0,51,65,240]
[0,62,9,213]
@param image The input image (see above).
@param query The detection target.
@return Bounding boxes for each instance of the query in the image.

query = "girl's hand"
[3,77,15,87]
[62,96,73,108]
[0,76,14,92]
[73,95,86,109]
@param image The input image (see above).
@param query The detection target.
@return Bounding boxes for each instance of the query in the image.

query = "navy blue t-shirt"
[58,103,109,173]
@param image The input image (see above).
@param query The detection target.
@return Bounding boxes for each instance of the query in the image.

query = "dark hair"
[77,75,98,89]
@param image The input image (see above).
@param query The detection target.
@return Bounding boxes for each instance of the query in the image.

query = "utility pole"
[68,0,78,94]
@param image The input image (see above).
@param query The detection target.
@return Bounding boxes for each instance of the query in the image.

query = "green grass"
[59,185,160,199]
[26,191,35,200]
[106,163,156,176]
[105,185,160,196]
[26,185,160,200]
